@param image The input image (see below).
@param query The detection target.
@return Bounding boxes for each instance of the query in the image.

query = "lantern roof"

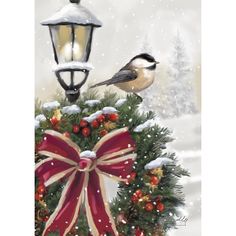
[41,3,102,27]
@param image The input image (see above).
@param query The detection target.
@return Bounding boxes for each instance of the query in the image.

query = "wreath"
[35,91,189,236]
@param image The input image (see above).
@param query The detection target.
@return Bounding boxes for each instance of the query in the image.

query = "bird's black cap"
[132,53,156,63]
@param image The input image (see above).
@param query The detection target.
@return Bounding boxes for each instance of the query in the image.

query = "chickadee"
[90,53,159,92]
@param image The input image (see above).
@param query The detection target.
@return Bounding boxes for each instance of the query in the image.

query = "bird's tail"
[90,81,109,89]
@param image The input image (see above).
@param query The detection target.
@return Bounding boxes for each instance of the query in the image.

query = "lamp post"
[41,0,102,102]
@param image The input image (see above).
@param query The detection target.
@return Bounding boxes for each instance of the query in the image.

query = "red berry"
[80,119,89,128]
[135,228,145,236]
[97,114,106,123]
[131,195,139,203]
[42,216,49,222]
[99,129,108,137]
[50,116,59,126]
[108,113,119,122]
[156,202,165,212]
[150,176,160,185]
[37,184,45,194]
[35,193,43,201]
[91,120,100,129]
[63,132,71,138]
[135,189,143,198]
[72,124,80,134]
[145,202,154,212]
[82,127,91,137]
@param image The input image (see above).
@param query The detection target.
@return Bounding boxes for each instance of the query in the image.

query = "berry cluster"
[131,189,165,213]
[71,113,119,138]
[48,110,119,139]
[35,183,49,223]
[129,169,165,214]
[35,183,45,202]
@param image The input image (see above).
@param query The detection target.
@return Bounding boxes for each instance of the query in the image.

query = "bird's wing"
[90,70,138,88]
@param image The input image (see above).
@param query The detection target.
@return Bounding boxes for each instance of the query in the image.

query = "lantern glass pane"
[51,25,73,63]
[74,25,92,61]
[50,25,92,63]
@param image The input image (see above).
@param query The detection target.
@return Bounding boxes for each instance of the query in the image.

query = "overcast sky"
[35,0,201,101]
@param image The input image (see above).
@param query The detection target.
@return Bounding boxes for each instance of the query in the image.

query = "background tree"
[165,32,197,118]
[140,32,197,119]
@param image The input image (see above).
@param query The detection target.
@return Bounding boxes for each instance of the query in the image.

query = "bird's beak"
[155,61,160,64]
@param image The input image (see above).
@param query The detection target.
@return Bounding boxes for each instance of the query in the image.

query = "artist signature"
[176,216,188,226]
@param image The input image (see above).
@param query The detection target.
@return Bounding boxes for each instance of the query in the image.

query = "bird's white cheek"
[132,58,154,68]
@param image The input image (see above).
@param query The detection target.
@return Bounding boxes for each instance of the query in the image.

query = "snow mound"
[62,105,81,115]
[145,157,173,169]
[80,151,96,159]
[102,107,118,114]
[84,100,101,107]
[35,114,46,122]
[35,120,40,130]
[83,111,103,123]
[115,99,127,107]
[134,118,160,132]
[42,101,60,111]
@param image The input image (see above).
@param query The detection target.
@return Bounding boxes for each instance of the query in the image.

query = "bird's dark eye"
[146,57,154,62]
[145,54,155,62]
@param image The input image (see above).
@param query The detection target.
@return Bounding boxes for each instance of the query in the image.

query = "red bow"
[36,127,136,236]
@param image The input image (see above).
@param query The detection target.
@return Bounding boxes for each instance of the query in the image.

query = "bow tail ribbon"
[36,128,136,236]
[42,171,86,236]
[85,170,117,235]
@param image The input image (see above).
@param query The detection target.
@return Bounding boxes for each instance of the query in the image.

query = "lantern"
[41,0,102,102]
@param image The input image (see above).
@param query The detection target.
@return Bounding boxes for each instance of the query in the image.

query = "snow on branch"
[62,105,81,115]
[84,100,101,107]
[134,118,160,133]
[145,158,173,170]
[115,99,127,107]
[102,107,118,114]
[42,101,60,111]
[83,111,103,123]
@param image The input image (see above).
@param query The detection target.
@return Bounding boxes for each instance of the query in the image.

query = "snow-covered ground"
[162,114,201,236]
[105,113,201,236]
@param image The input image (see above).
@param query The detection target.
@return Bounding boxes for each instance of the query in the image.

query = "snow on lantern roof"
[41,3,102,27]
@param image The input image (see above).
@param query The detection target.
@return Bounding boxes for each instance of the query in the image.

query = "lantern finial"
[70,0,80,4]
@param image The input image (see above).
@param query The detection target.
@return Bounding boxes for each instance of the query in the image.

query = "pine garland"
[35,91,189,236]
